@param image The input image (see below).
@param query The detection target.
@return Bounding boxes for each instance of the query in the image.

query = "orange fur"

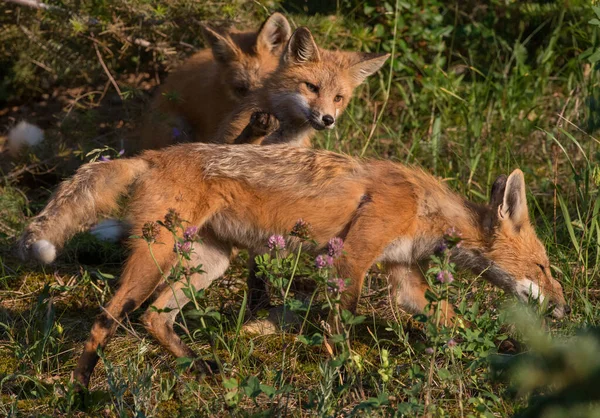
[18,144,568,387]
[214,27,390,147]
[131,13,291,152]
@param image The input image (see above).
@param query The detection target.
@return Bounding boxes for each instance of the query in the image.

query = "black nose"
[322,115,335,126]
[564,305,571,315]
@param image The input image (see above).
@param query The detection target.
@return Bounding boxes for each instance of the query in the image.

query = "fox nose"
[322,115,335,126]
[564,304,571,315]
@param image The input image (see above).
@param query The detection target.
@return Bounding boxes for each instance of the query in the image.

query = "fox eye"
[305,82,319,93]
[537,263,545,272]
[334,95,343,103]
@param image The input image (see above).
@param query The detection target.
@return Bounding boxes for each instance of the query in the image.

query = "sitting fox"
[134,20,388,151]
[212,26,389,147]
[132,13,291,152]
[18,144,568,388]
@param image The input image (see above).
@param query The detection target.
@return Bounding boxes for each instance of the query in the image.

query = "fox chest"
[377,236,441,265]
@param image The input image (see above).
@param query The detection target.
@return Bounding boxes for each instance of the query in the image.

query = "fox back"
[132,13,291,152]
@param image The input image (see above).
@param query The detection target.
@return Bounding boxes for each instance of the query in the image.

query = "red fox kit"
[132,13,291,151]
[213,27,390,147]
[19,144,568,387]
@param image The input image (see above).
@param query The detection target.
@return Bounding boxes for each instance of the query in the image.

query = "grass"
[1,0,599,416]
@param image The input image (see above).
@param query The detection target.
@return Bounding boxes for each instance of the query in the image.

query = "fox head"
[201,13,291,100]
[266,27,390,131]
[482,169,568,318]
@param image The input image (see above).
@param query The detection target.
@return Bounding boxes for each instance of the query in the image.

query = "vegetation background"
[0,0,599,416]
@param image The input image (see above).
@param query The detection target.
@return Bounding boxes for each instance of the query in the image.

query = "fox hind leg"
[142,229,232,370]
[72,240,176,388]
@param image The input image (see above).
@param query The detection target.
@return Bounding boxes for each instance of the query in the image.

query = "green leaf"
[259,384,276,397]
[242,376,261,398]
[223,377,238,390]
[174,357,193,370]
[297,333,324,346]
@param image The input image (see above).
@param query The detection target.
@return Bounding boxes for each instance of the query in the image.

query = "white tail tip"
[7,121,45,157]
[31,239,57,264]
[90,219,124,243]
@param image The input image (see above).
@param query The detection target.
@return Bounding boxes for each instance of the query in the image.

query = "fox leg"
[386,262,455,324]
[72,240,175,388]
[233,111,280,145]
[142,229,232,362]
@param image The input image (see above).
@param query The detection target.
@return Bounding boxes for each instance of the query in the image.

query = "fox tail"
[18,157,149,263]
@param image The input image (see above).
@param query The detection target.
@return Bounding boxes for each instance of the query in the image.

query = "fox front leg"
[233,111,280,144]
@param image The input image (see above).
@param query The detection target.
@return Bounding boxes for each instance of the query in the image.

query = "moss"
[0,349,19,376]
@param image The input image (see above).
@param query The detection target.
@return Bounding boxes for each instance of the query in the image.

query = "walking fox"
[19,144,568,387]
[132,13,291,151]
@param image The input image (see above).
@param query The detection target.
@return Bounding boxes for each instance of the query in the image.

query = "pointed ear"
[201,24,241,63]
[483,174,507,232]
[348,52,390,85]
[281,27,320,65]
[256,13,291,55]
[499,169,529,229]
[489,174,507,209]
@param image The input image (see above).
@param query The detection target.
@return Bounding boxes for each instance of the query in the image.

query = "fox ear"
[489,174,507,209]
[498,169,529,229]
[484,174,507,231]
[201,24,241,63]
[257,13,291,55]
[348,53,390,85]
[282,27,320,65]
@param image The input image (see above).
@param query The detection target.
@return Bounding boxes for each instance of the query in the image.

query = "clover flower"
[290,219,311,240]
[327,237,344,259]
[436,270,454,284]
[268,234,286,251]
[142,221,160,243]
[443,226,463,248]
[328,278,347,293]
[174,240,193,255]
[164,208,182,231]
[184,226,199,242]
[315,254,334,269]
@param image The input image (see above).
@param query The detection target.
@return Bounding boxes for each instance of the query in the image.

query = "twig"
[92,34,123,100]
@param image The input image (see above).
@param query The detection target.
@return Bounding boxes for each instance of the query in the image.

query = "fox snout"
[515,278,569,319]
[308,110,335,130]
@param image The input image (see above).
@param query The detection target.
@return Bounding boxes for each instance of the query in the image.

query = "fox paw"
[249,111,279,136]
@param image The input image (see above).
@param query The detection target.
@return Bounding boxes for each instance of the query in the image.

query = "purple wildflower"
[174,240,193,255]
[315,254,334,269]
[436,270,454,284]
[327,237,344,259]
[425,347,434,355]
[444,227,463,248]
[447,339,457,348]
[118,149,125,157]
[268,234,286,251]
[99,155,110,162]
[328,278,347,293]
[163,208,182,231]
[172,127,182,139]
[184,226,199,242]
[142,221,160,243]
[436,241,448,253]
[290,219,311,240]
